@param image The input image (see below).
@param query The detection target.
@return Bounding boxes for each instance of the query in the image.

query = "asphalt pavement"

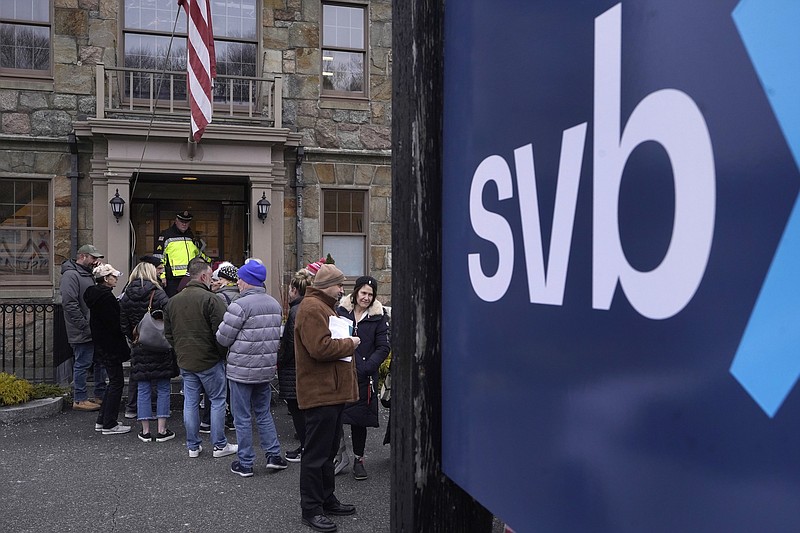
[0,400,391,533]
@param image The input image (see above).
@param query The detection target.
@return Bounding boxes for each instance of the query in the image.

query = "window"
[0,0,52,77]
[322,189,367,276]
[321,2,367,97]
[122,0,257,103]
[0,179,51,284]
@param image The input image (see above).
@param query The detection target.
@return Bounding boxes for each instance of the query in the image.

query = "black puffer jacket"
[119,280,176,381]
[83,284,130,363]
[277,296,302,400]
[337,296,390,427]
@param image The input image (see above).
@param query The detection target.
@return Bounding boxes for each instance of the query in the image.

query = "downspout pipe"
[295,146,305,271]
[67,131,80,259]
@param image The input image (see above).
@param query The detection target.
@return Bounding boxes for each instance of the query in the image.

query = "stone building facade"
[0,0,392,305]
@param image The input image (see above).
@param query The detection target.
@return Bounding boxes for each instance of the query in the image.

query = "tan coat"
[294,287,358,409]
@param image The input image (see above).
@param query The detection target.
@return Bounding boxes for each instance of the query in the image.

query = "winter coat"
[215,285,240,305]
[164,280,227,373]
[60,259,94,344]
[294,287,358,409]
[119,280,176,382]
[216,286,282,384]
[337,295,390,427]
[83,284,130,363]
[277,296,302,400]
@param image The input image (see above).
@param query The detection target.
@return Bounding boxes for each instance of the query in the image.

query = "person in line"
[164,258,237,459]
[119,262,177,443]
[154,211,209,296]
[216,260,289,477]
[123,254,166,420]
[335,276,390,480]
[60,244,107,411]
[278,268,314,463]
[83,264,131,435]
[213,262,240,305]
[294,264,361,533]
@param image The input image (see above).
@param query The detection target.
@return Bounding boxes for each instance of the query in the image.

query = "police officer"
[154,211,210,296]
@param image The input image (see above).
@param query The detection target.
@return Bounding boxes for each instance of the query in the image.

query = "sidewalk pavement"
[0,400,391,532]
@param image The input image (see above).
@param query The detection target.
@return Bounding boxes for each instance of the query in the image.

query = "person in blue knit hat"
[216,259,289,476]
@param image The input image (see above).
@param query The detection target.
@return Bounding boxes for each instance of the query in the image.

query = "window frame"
[320,0,369,100]
[0,0,54,79]
[320,187,369,278]
[119,0,262,108]
[0,175,53,291]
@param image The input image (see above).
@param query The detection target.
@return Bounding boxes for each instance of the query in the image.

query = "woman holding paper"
[336,276,390,480]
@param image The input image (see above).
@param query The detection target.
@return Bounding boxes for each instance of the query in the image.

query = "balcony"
[94,63,282,128]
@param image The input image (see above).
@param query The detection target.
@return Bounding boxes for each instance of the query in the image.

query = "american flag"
[179,0,216,141]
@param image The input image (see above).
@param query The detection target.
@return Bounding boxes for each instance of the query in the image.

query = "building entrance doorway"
[129,178,249,267]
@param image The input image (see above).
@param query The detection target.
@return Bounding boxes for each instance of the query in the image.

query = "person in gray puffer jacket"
[215,259,289,476]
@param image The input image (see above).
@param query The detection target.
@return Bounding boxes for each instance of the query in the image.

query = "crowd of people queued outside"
[59,211,392,533]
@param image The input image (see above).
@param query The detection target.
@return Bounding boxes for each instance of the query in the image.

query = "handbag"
[379,372,391,408]
[133,290,172,351]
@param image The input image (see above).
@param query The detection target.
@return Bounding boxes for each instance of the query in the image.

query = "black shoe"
[323,501,356,516]
[301,514,337,532]
[138,431,154,443]
[322,501,356,516]
[285,446,302,463]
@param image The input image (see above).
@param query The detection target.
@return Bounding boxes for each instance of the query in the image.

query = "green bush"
[0,373,34,406]
[30,383,70,400]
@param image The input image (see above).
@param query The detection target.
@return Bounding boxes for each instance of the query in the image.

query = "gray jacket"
[60,259,95,344]
[216,286,281,384]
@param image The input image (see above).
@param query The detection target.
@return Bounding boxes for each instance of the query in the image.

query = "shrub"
[0,373,34,406]
[30,383,70,400]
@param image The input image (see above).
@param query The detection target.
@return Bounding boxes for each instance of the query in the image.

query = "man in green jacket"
[164,257,237,459]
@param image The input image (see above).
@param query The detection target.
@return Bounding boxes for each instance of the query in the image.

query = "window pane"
[0,23,50,71]
[0,229,50,276]
[0,179,51,279]
[124,34,187,99]
[124,0,187,32]
[213,41,257,104]
[211,0,256,39]
[322,235,365,277]
[323,212,337,232]
[322,49,364,92]
[323,4,363,48]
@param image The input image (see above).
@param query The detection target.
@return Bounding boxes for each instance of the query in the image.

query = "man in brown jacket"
[294,264,361,533]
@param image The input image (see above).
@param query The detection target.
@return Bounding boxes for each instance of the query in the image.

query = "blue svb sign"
[441,1,800,532]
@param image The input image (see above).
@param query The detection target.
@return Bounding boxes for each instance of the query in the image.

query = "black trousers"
[300,404,344,518]
[96,359,124,429]
[286,398,306,447]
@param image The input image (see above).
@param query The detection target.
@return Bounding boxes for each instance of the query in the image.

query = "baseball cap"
[77,244,104,258]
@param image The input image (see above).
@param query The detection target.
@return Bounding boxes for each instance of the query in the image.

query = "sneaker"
[73,400,101,412]
[94,423,103,432]
[102,424,132,435]
[188,445,203,458]
[285,446,302,463]
[266,454,289,470]
[199,423,211,434]
[124,411,137,419]
[213,442,238,458]
[334,450,350,475]
[230,460,254,477]
[155,429,175,442]
[353,456,368,480]
[138,432,154,442]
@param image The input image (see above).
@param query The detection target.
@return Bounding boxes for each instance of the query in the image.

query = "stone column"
[93,172,131,295]
[249,176,280,298]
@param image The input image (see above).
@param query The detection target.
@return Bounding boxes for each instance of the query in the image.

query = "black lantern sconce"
[110,189,125,223]
[257,192,271,223]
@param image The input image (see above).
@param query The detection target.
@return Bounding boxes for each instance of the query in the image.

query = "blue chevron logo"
[730,0,800,417]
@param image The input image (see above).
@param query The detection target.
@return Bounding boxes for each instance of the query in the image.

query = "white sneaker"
[95,423,103,432]
[189,445,203,458]
[101,424,131,435]
[213,442,238,458]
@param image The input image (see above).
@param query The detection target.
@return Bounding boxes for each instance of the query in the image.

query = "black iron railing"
[0,303,71,383]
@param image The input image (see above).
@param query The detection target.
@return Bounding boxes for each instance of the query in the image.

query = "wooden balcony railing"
[94,64,282,128]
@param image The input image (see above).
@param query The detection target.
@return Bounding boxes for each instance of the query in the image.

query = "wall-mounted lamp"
[110,189,125,223]
[257,192,271,223]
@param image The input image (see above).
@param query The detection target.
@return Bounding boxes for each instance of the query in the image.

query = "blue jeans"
[137,378,171,420]
[181,361,229,451]
[71,342,107,402]
[229,380,281,468]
